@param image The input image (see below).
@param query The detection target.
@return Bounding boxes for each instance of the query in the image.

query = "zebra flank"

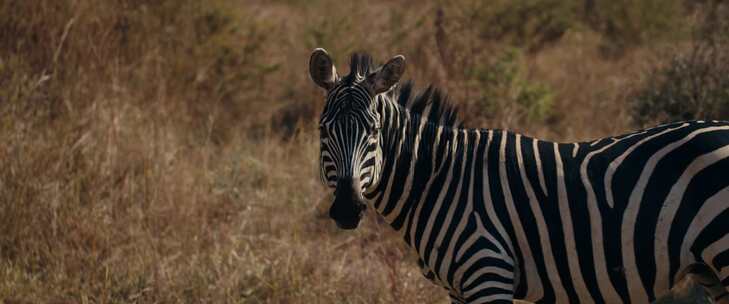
[310,49,729,304]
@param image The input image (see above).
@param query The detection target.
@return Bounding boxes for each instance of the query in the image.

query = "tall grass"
[0,0,720,302]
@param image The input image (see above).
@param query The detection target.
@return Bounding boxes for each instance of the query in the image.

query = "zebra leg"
[723,271,729,304]
[417,257,437,281]
[717,267,729,304]
[448,292,464,304]
[713,249,729,303]
[678,263,729,304]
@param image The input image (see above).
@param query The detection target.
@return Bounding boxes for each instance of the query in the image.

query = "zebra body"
[310,49,729,303]
[381,123,729,304]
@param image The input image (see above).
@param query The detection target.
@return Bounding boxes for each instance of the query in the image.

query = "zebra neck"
[367,102,467,235]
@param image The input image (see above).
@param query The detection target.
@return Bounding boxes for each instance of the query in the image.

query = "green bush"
[592,0,686,57]
[479,0,577,52]
[630,1,729,127]
[442,0,576,53]
[630,42,729,126]
[466,48,555,126]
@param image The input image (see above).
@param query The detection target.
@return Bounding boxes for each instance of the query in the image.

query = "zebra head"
[309,48,405,229]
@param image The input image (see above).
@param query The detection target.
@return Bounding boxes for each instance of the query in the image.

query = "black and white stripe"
[311,50,729,303]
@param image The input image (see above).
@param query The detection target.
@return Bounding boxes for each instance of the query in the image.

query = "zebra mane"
[343,52,461,127]
[342,53,375,85]
[389,81,461,128]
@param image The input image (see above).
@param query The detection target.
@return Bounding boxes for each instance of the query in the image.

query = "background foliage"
[1,0,727,302]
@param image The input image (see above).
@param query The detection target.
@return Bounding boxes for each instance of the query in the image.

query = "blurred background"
[1,0,728,303]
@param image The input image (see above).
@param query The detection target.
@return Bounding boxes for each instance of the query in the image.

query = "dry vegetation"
[0,0,726,303]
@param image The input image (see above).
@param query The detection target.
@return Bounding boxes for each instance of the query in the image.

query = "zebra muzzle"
[330,177,366,229]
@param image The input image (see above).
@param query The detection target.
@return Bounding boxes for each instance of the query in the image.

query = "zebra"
[309,48,729,303]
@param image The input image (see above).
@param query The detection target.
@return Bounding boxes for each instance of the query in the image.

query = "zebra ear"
[309,48,338,90]
[368,55,406,94]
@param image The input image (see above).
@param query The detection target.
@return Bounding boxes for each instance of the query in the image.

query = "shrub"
[630,42,729,126]
[477,0,577,52]
[464,48,555,127]
[0,0,278,143]
[590,0,687,57]
[629,3,729,126]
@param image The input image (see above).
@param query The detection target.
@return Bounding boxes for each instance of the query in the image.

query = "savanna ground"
[1,1,728,303]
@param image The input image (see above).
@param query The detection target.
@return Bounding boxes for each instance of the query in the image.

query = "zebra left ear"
[368,55,406,94]
[310,48,338,90]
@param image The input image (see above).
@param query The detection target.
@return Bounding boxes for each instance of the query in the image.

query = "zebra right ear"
[367,54,406,94]
[309,48,338,90]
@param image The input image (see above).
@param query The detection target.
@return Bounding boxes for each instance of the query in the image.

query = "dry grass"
[0,0,717,303]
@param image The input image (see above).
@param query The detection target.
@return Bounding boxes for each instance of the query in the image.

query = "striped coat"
[310,49,729,303]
